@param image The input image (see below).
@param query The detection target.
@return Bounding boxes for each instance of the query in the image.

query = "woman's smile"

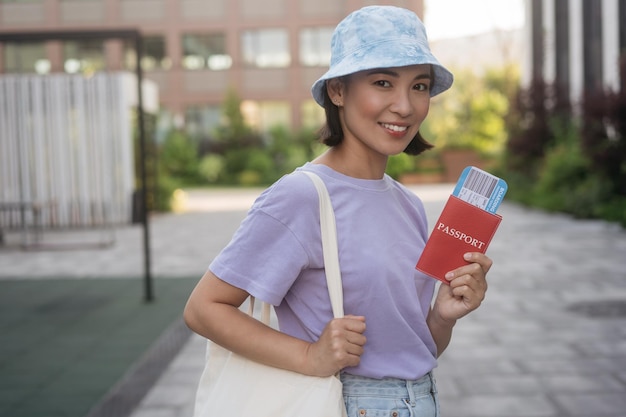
[380,122,410,136]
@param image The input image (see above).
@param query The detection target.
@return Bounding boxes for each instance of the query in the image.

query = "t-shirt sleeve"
[208,173,319,306]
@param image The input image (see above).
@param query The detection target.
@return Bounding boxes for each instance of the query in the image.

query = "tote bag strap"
[302,171,344,319]
[248,297,272,324]
[253,170,344,324]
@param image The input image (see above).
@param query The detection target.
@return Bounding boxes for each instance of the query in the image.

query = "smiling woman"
[185,6,495,417]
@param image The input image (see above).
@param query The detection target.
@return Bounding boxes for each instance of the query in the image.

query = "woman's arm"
[427,252,492,356]
[184,270,366,377]
[426,308,456,357]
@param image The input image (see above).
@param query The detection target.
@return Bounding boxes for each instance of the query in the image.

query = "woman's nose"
[389,91,413,117]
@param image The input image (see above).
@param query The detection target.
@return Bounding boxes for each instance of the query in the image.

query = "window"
[63,39,105,74]
[300,100,325,129]
[299,27,332,67]
[3,42,49,74]
[185,105,222,139]
[125,35,171,71]
[182,33,231,71]
[241,100,291,131]
[241,29,290,68]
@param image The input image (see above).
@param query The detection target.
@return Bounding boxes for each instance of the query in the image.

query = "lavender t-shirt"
[209,163,438,380]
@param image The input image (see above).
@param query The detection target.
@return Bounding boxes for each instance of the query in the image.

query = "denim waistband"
[341,372,436,398]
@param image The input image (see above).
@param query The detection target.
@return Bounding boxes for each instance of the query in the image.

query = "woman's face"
[329,64,432,160]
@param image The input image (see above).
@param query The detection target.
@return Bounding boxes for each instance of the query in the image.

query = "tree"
[215,87,256,146]
[421,66,515,157]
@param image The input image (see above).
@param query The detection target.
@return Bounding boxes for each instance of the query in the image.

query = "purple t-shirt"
[209,163,438,380]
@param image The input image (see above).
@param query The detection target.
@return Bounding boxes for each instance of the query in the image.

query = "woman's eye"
[374,80,391,87]
[414,83,430,92]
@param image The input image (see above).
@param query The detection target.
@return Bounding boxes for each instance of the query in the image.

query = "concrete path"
[2,184,625,417]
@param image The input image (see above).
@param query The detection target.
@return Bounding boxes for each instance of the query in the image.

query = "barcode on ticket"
[452,166,508,213]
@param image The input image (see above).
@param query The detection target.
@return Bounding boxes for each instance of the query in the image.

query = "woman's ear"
[326,78,345,107]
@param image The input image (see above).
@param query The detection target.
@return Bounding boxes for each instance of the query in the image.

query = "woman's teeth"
[381,123,407,132]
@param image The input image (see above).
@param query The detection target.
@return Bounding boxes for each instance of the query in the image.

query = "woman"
[184,6,491,416]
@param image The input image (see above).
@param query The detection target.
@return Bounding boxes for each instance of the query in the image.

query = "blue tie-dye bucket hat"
[311,5,453,106]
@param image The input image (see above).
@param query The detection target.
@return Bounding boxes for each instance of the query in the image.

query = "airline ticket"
[451,166,508,214]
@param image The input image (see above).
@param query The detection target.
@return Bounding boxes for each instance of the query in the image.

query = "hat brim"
[311,38,453,106]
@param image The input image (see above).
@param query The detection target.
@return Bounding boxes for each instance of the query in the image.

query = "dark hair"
[318,78,434,156]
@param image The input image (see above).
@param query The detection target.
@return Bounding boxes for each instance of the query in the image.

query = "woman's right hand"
[304,315,367,377]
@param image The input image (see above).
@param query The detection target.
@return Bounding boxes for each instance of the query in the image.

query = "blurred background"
[0,0,624,237]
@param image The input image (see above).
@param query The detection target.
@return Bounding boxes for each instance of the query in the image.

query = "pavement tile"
[539,373,626,393]
[554,392,626,416]
[439,393,558,417]
[456,374,544,395]
[518,357,626,374]
[436,357,523,375]
[129,409,180,417]
[140,385,197,407]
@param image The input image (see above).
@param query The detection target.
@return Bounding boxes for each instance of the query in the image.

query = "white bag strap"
[253,170,344,324]
[302,171,344,319]
[248,297,272,325]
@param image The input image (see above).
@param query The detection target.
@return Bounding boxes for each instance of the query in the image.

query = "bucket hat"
[311,5,453,106]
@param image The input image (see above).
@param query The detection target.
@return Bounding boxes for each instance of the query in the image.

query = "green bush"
[169,89,319,189]
[531,123,588,212]
[386,153,416,179]
[245,148,276,184]
[500,114,626,228]
[198,154,225,183]
[499,58,626,229]
[192,90,316,186]
[153,174,178,212]
[496,168,535,206]
[159,130,201,185]
[220,147,272,185]
[423,66,514,157]
[596,196,626,227]
[267,125,314,176]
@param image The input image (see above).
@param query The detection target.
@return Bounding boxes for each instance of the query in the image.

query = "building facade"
[0,0,424,135]
[527,0,625,110]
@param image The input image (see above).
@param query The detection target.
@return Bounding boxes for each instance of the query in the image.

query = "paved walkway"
[2,184,626,417]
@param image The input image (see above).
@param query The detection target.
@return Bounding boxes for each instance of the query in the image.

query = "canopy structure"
[0,30,155,302]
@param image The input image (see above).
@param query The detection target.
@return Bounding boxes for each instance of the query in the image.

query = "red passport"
[416,195,502,285]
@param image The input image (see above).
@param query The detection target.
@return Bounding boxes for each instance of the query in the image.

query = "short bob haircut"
[317,77,434,156]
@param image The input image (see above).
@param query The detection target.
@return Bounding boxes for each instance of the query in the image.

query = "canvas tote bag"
[193,171,348,417]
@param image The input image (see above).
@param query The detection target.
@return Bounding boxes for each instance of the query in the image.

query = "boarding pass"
[451,166,508,214]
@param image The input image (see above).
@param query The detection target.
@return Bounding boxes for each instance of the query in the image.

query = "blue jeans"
[341,372,439,417]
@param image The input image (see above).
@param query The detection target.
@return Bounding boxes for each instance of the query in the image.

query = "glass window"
[241,100,291,131]
[299,27,332,67]
[185,105,222,139]
[300,100,325,129]
[182,33,231,71]
[125,35,171,71]
[241,29,290,68]
[63,39,105,74]
[3,42,49,74]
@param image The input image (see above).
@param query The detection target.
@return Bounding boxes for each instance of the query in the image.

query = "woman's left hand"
[432,252,492,323]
